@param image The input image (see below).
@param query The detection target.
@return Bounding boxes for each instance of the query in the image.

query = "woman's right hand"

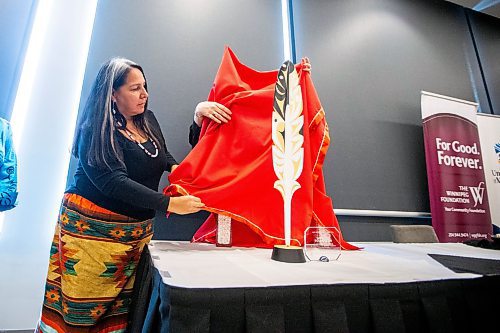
[167,195,205,215]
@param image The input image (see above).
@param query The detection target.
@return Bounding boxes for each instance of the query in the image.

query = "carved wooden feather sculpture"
[272,61,304,246]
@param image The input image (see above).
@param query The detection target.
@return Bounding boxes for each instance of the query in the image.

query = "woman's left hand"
[194,101,232,125]
[301,57,311,73]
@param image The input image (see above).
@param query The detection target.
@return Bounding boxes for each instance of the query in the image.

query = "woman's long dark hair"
[72,57,160,169]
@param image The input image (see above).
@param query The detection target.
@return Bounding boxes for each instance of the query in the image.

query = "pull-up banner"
[421,91,491,242]
[477,113,500,232]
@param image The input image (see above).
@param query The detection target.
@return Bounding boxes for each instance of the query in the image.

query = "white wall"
[0,0,97,329]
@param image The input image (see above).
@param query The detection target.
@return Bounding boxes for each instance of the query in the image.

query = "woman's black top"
[66,110,177,220]
[189,121,201,147]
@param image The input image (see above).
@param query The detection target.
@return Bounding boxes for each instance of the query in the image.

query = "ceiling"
[447,0,500,18]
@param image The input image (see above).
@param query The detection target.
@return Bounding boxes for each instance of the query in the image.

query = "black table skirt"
[130,249,500,333]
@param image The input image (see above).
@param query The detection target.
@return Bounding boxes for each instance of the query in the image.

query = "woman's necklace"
[123,128,159,158]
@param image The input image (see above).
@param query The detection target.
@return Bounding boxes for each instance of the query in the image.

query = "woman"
[36,58,203,333]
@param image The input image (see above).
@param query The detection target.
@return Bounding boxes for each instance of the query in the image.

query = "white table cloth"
[148,241,500,288]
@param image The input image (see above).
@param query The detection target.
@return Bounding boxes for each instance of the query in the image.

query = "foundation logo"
[495,143,500,163]
[469,182,486,207]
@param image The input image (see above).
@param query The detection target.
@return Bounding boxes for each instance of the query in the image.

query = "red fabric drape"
[165,47,358,250]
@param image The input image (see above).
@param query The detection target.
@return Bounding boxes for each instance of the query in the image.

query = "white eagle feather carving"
[272,61,304,246]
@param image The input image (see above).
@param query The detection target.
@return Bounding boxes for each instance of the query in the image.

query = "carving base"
[271,245,306,263]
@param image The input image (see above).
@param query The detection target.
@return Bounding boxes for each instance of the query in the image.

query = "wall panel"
[292,0,484,213]
[71,0,284,239]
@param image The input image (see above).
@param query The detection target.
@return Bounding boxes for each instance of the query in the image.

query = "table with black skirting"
[129,241,500,333]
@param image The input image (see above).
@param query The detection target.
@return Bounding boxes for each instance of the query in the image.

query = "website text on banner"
[421,91,491,242]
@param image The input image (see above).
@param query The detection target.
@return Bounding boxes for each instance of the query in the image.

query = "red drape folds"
[164,47,358,250]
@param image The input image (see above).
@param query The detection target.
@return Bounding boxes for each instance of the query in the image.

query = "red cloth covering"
[165,47,358,250]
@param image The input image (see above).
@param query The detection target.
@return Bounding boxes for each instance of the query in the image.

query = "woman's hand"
[194,101,232,126]
[170,165,178,172]
[167,195,204,215]
[301,57,311,73]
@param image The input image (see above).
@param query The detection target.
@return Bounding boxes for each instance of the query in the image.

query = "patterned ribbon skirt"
[37,193,153,333]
